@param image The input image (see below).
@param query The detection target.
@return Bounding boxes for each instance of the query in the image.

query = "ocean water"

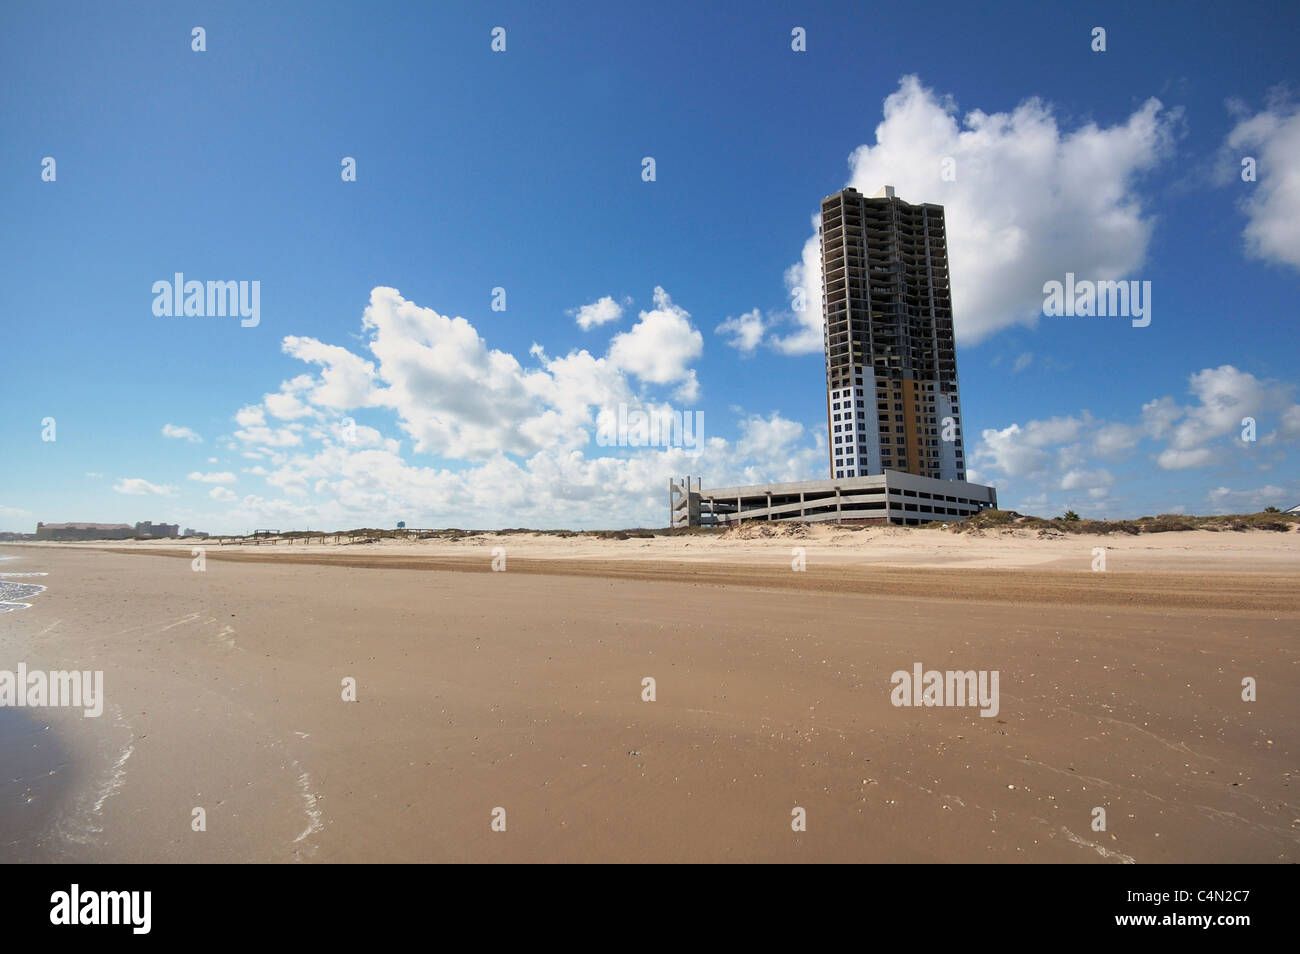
[0,556,47,612]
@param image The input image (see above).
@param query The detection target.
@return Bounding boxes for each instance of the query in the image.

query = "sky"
[2,0,1299,533]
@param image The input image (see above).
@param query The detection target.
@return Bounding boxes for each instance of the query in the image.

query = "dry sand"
[1,527,1297,862]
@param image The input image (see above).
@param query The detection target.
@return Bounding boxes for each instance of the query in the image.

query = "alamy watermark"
[1042,273,1150,327]
[50,885,150,934]
[890,662,1000,718]
[152,273,260,327]
[0,663,103,717]
[596,403,703,455]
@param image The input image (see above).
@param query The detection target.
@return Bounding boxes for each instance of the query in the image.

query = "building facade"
[820,186,965,481]
[34,521,179,541]
[671,472,995,528]
[35,522,135,541]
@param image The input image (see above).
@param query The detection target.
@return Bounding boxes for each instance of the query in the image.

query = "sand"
[1,527,1297,862]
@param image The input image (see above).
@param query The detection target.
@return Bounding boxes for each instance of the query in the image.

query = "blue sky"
[3,0,1299,532]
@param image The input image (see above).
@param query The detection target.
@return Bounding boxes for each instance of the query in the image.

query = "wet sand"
[0,533,1296,863]
[0,708,73,863]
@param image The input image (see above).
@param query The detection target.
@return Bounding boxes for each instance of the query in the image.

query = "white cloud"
[1155,447,1216,470]
[84,471,103,478]
[235,406,266,428]
[162,424,202,443]
[264,390,316,421]
[973,365,1300,513]
[0,504,33,526]
[1220,93,1300,270]
[208,486,237,502]
[234,424,303,449]
[975,424,1053,477]
[1164,365,1291,452]
[113,478,176,496]
[773,75,1179,352]
[715,309,766,354]
[1091,422,1141,458]
[1059,468,1114,492]
[1012,352,1033,373]
[1206,484,1292,513]
[281,336,380,409]
[571,296,625,330]
[188,471,237,484]
[191,288,835,530]
[734,413,805,460]
[607,286,703,400]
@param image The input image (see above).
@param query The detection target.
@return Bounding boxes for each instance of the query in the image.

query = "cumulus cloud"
[571,296,625,330]
[281,336,380,409]
[188,471,236,484]
[1219,92,1300,270]
[1159,365,1290,455]
[1206,484,1292,514]
[772,75,1179,352]
[1155,447,1216,470]
[183,287,835,530]
[607,287,703,400]
[971,364,1300,515]
[715,309,765,354]
[113,478,176,496]
[162,424,202,443]
[1059,468,1115,492]
[234,424,303,449]
[235,406,266,428]
[264,388,316,421]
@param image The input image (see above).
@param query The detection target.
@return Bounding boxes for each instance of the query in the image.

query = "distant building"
[34,521,180,541]
[36,522,134,541]
[1287,504,1300,515]
[133,522,179,538]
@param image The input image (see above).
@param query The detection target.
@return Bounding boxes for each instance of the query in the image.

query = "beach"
[0,526,1297,862]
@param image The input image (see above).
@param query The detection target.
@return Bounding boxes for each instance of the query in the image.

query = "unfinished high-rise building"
[819,185,966,481]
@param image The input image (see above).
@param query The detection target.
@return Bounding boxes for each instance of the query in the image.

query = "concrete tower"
[819,185,966,480]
